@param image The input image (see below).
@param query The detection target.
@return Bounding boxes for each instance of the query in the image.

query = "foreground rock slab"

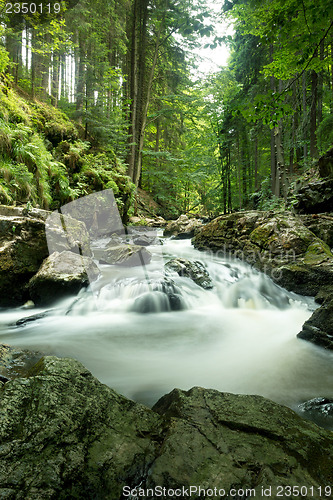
[0,356,332,499]
[29,250,100,305]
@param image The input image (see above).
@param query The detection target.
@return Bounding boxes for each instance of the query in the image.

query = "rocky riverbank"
[1,206,333,497]
[192,210,333,350]
[0,354,332,499]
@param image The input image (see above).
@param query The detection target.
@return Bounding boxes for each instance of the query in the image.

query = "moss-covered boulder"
[0,214,49,306]
[0,207,93,306]
[150,387,333,497]
[1,361,333,499]
[192,211,333,295]
[164,214,203,238]
[300,214,333,248]
[29,250,100,306]
[0,356,162,500]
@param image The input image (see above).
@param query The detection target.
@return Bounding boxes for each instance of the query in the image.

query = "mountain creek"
[1,233,332,422]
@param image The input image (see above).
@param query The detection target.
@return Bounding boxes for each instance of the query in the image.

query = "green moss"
[304,240,333,264]
[249,222,274,248]
[30,100,78,145]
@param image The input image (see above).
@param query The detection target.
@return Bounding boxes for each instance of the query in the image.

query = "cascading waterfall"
[0,236,333,413]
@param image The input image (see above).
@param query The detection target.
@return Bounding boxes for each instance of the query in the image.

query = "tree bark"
[310,68,318,158]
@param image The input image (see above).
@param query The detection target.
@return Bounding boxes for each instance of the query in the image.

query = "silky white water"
[1,236,332,410]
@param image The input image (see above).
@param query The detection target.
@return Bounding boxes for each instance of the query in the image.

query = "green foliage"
[0,159,35,204]
[31,101,78,145]
[316,115,333,154]
[0,47,9,74]
[251,177,285,211]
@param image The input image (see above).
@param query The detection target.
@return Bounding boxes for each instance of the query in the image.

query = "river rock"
[149,387,333,497]
[164,214,203,238]
[293,178,333,213]
[0,356,162,500]
[29,251,100,305]
[297,297,333,350]
[165,258,213,289]
[100,243,151,267]
[0,214,49,306]
[132,233,160,246]
[297,397,333,430]
[0,344,42,381]
[45,211,92,256]
[1,357,333,499]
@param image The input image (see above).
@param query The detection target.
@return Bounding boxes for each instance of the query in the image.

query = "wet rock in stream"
[297,397,333,430]
[29,250,100,306]
[165,258,213,289]
[0,356,332,499]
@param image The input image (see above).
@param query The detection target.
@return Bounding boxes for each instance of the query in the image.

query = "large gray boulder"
[297,297,333,349]
[0,356,162,500]
[29,250,100,305]
[164,214,203,238]
[150,387,333,497]
[0,205,92,306]
[0,358,333,499]
[0,215,49,306]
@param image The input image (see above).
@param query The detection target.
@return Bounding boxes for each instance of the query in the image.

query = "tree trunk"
[51,51,60,107]
[310,69,318,158]
[76,33,86,124]
[302,72,308,160]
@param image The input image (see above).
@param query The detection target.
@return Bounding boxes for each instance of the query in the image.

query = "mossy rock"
[1,358,333,498]
[304,240,333,264]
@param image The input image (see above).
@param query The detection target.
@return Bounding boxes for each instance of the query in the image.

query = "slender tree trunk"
[6,25,22,83]
[310,68,318,158]
[51,51,60,107]
[302,72,308,160]
[76,34,86,124]
[134,20,163,187]
[254,132,258,190]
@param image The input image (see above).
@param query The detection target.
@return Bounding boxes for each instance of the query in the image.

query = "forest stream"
[1,234,333,416]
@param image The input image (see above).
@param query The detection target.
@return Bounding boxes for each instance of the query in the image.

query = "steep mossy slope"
[0,78,134,216]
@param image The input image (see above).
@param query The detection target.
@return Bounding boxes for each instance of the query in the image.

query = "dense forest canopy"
[0,0,333,220]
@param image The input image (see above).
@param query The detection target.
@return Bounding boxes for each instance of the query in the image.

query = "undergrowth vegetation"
[0,79,134,216]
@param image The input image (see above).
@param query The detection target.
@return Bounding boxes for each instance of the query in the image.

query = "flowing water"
[1,235,333,415]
